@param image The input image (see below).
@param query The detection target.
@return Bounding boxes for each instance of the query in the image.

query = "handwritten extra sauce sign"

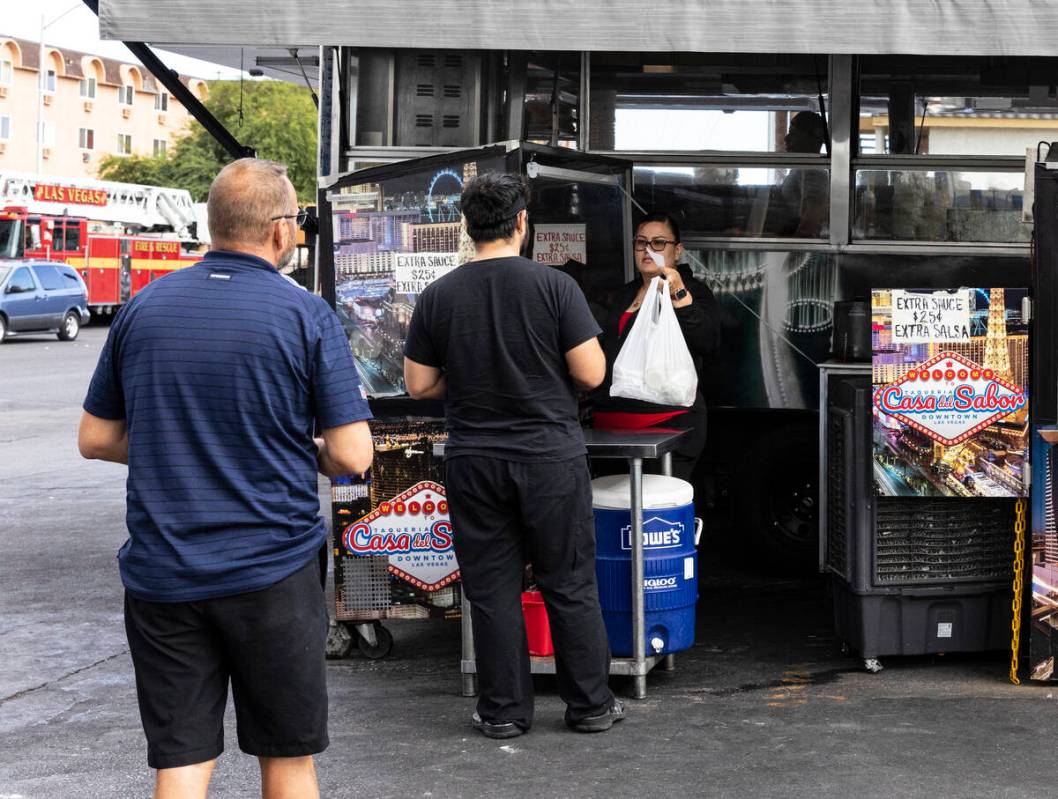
[394,253,458,295]
[532,224,587,266]
[874,351,1027,446]
[891,289,971,343]
[340,481,459,591]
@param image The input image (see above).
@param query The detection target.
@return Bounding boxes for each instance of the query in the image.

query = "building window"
[0,60,12,85]
[119,84,134,105]
[79,128,94,150]
[0,116,10,140]
[155,91,168,111]
[44,69,56,94]
[117,133,132,154]
[79,77,96,99]
[153,138,167,157]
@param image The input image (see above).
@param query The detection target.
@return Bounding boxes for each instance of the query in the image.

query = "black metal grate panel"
[826,409,850,579]
[335,555,391,620]
[874,498,1015,584]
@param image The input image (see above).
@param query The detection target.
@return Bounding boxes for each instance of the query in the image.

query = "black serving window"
[859,55,1058,157]
[589,52,830,154]
[634,163,830,240]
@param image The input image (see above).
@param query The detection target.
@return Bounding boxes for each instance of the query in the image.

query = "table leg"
[661,654,675,672]
[661,451,673,477]
[630,456,647,699]
[461,586,477,697]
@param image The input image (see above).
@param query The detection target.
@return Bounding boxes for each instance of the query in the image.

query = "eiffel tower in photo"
[982,288,1013,382]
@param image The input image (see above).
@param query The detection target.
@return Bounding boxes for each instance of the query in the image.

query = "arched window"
[0,41,21,85]
[119,64,143,105]
[189,79,209,103]
[80,57,103,100]
[43,50,64,93]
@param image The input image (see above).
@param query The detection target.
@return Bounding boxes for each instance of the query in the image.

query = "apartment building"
[0,36,208,178]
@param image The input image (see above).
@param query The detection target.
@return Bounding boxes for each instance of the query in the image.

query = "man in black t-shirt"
[404,173,623,738]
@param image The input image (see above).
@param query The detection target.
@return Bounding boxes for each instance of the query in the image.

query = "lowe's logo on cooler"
[620,516,683,551]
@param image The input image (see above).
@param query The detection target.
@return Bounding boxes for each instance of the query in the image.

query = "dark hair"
[460,173,530,243]
[636,211,681,243]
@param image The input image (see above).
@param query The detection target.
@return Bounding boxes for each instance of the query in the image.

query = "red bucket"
[521,590,554,657]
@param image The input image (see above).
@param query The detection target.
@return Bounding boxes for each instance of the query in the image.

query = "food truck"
[96,0,1058,677]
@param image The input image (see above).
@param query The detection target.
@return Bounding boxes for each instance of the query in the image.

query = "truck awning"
[99,0,1058,56]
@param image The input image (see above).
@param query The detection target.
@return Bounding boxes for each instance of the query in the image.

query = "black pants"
[445,455,613,729]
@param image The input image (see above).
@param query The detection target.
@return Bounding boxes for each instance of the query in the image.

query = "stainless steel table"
[435,426,690,699]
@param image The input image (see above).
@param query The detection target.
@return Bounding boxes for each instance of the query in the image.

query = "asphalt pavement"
[2,325,1058,798]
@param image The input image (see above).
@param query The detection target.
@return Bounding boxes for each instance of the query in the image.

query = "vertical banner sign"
[871,288,1029,498]
[1030,429,1056,680]
[340,481,460,591]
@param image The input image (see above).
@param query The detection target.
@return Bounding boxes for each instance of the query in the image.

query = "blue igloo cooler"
[592,474,701,657]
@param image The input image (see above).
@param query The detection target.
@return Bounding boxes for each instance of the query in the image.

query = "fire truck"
[0,172,206,314]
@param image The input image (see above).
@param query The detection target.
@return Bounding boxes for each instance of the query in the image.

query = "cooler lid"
[591,474,693,510]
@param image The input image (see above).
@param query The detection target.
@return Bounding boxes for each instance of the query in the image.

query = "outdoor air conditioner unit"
[82,152,90,163]
[42,147,52,159]
[0,142,7,153]
[122,107,131,119]
[43,94,52,106]
[157,113,166,125]
[825,374,1014,671]
[0,86,7,98]
[84,100,93,112]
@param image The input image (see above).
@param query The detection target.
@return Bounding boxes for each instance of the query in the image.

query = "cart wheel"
[357,623,393,660]
[325,621,354,660]
[864,657,883,674]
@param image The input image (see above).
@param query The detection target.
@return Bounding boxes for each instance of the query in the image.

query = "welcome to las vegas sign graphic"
[873,351,1026,447]
[340,481,460,592]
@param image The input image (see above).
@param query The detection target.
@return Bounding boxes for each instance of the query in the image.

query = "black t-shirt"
[404,256,601,461]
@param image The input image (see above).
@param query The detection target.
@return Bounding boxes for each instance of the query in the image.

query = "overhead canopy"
[100,0,1058,56]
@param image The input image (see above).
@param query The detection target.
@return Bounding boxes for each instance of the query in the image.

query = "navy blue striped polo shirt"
[84,250,372,602]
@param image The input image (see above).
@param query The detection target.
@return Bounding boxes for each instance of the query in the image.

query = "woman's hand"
[657,267,693,308]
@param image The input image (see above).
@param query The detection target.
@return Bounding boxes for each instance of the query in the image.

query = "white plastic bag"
[610,276,698,407]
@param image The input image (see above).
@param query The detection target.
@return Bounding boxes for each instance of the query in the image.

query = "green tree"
[99,79,317,202]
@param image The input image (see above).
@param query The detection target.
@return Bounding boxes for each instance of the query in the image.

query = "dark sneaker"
[568,700,626,733]
[472,713,525,740]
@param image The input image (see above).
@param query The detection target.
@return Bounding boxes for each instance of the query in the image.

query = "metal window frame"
[330,48,1033,258]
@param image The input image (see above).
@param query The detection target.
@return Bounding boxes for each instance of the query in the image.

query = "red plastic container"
[521,590,554,657]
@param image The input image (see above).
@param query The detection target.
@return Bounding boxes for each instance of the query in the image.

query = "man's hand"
[78,412,128,464]
[316,420,373,478]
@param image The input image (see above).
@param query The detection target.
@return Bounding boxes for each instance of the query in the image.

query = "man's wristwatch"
[671,287,689,301]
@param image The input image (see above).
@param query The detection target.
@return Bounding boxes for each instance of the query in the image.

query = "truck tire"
[736,424,818,573]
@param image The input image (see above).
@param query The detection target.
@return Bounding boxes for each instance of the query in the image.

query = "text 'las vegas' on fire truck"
[0,172,208,315]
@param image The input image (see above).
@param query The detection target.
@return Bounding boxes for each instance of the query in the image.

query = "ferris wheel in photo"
[425,169,464,222]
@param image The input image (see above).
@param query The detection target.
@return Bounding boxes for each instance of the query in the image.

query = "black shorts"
[124,556,330,769]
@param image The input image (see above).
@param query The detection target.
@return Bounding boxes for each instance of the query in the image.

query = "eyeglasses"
[633,236,678,252]
[272,209,308,226]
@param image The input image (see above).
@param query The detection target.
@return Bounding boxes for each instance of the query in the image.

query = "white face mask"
[645,248,666,268]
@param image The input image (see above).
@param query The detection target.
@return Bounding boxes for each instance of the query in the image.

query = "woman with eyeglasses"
[591,211,720,483]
